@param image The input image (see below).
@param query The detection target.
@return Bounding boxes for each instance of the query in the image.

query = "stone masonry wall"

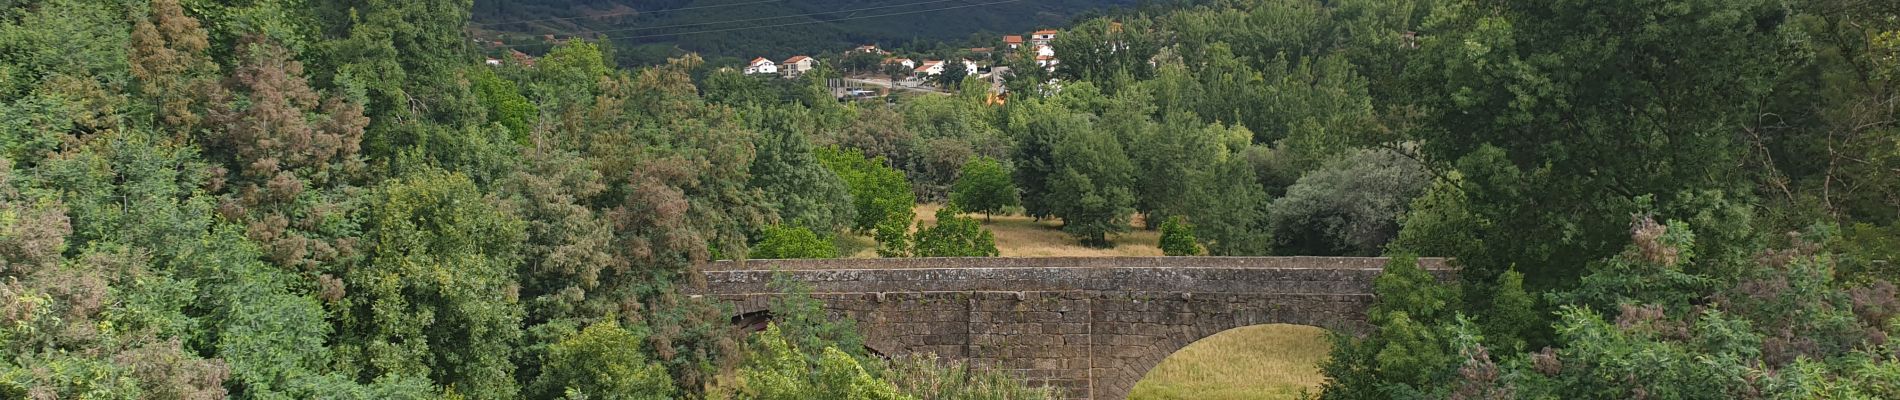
[692,257,1452,400]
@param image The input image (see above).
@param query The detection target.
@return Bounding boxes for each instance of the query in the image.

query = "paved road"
[842,76,950,96]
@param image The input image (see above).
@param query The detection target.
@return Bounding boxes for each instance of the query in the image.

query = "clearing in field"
[1129,324,1332,400]
[842,204,1163,257]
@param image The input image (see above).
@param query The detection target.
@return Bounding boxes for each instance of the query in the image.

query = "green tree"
[339,170,526,399]
[934,61,967,88]
[948,156,1018,221]
[1266,150,1428,256]
[817,146,915,234]
[724,325,910,400]
[1318,255,1460,399]
[749,109,857,234]
[911,206,998,257]
[873,215,912,258]
[1482,269,1537,352]
[470,67,535,143]
[1158,216,1200,256]
[1187,145,1276,256]
[1045,108,1136,247]
[1404,0,1788,295]
[528,321,677,400]
[751,225,839,259]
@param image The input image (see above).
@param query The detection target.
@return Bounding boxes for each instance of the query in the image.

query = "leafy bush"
[912,206,999,257]
[1159,216,1201,256]
[752,225,839,259]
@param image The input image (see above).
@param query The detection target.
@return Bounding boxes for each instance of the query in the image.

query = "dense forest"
[1,0,1898,398]
[467,0,1140,65]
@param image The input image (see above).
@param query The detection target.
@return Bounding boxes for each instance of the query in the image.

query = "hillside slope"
[471,0,1134,64]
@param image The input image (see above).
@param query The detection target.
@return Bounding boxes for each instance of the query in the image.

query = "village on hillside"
[732,28,1065,101]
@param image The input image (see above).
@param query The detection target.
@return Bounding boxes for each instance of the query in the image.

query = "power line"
[471,0,786,27]
[512,0,969,38]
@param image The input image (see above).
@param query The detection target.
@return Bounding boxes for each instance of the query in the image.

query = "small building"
[1035,44,1055,58]
[1030,29,1058,44]
[745,57,778,75]
[854,44,890,55]
[915,60,946,76]
[1003,35,1024,50]
[484,57,502,66]
[961,59,980,75]
[1036,55,1058,70]
[883,57,916,69]
[782,55,816,77]
[509,50,536,67]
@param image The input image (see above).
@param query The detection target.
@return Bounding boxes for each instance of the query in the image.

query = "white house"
[961,59,980,75]
[1030,29,1058,45]
[915,60,945,76]
[781,55,815,77]
[1035,44,1056,58]
[744,57,778,74]
[1003,35,1024,50]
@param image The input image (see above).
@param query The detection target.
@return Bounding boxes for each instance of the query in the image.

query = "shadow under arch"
[1125,323,1334,400]
[727,309,890,359]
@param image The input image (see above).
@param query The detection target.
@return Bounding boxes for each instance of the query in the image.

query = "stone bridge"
[693,257,1451,400]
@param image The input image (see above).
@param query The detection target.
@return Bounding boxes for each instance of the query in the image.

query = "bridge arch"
[693,257,1450,400]
[1127,324,1333,400]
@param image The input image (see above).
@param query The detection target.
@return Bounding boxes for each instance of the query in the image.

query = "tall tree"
[949,156,1018,221]
[339,170,525,399]
[1404,0,1789,293]
[1047,113,1136,247]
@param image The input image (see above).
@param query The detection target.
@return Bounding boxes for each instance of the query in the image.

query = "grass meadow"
[1128,324,1332,400]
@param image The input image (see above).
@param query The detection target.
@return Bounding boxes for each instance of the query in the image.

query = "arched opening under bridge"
[1127,324,1333,400]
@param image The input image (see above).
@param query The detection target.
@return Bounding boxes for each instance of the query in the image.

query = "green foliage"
[1045,104,1135,248]
[340,170,526,399]
[749,111,857,234]
[1388,175,1486,258]
[725,325,910,400]
[751,225,839,260]
[817,146,916,234]
[935,61,968,88]
[1158,216,1200,256]
[882,354,1055,400]
[1481,270,1536,352]
[911,205,999,258]
[949,156,1018,220]
[1267,150,1428,256]
[529,321,677,400]
[1403,0,1788,295]
[873,215,912,258]
[1186,148,1275,256]
[1318,255,1460,399]
[470,67,536,143]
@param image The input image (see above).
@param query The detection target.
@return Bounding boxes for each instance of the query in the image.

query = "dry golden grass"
[844,204,1161,258]
[1128,324,1332,400]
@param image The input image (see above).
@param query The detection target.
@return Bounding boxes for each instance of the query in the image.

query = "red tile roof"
[750,57,771,65]
[1003,35,1023,44]
[1033,29,1058,36]
[783,55,811,64]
